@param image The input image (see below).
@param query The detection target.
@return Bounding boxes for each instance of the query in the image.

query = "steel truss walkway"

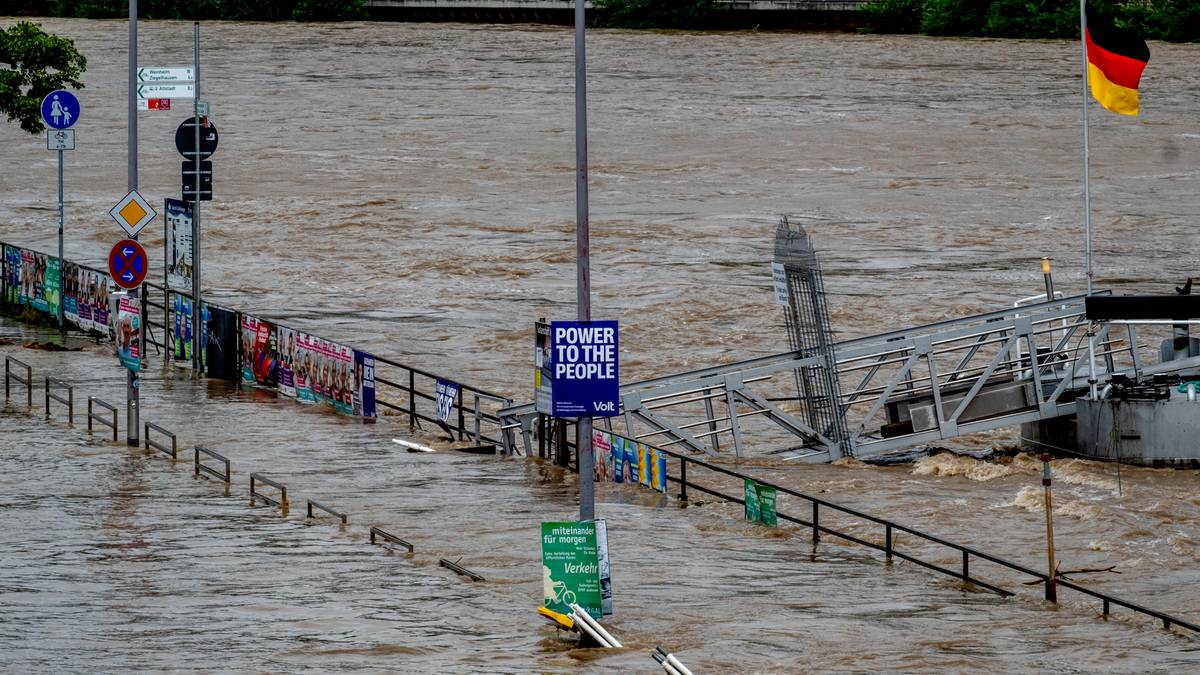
[500,293,1200,462]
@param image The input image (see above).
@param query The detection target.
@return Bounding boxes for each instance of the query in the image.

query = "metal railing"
[5,355,32,408]
[143,421,177,459]
[545,422,1199,636]
[86,397,118,442]
[44,376,73,424]
[249,472,288,511]
[306,498,347,524]
[194,446,231,483]
[439,558,485,582]
[372,355,515,452]
[369,526,414,552]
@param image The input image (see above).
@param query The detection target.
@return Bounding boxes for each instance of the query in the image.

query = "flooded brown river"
[1,18,1199,673]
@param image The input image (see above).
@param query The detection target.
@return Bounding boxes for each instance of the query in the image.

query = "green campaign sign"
[744,479,760,522]
[541,521,602,618]
[744,479,777,527]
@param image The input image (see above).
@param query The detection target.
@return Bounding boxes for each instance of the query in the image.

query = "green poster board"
[757,483,778,527]
[541,521,602,618]
[744,479,777,527]
[46,257,60,320]
[744,479,761,522]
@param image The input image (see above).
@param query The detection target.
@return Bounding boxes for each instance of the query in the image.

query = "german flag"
[1085,4,1150,116]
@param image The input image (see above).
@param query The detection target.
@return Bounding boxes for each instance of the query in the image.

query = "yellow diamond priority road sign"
[109,189,156,238]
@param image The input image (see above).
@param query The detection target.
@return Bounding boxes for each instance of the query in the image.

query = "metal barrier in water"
[545,421,1200,636]
[5,355,32,408]
[306,498,347,524]
[143,422,177,459]
[368,526,413,552]
[249,472,288,511]
[194,446,231,482]
[86,397,118,442]
[439,558,485,582]
[44,377,73,424]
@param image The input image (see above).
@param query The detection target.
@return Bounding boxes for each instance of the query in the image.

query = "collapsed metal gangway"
[500,293,1200,462]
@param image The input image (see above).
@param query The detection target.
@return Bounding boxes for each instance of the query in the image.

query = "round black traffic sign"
[175,117,219,160]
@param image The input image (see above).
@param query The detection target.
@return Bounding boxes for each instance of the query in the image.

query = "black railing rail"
[369,526,414,552]
[249,472,288,510]
[5,355,33,408]
[194,446,231,483]
[439,558,485,582]
[86,396,118,442]
[306,498,347,524]
[143,421,178,459]
[44,376,73,424]
[547,418,1200,636]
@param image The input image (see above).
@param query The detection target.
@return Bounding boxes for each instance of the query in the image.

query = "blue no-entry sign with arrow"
[40,90,80,130]
[109,239,148,289]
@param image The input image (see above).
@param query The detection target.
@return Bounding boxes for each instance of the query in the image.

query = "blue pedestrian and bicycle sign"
[40,90,80,130]
[108,239,149,289]
[549,320,620,418]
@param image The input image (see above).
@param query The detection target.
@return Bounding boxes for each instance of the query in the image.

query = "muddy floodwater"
[1,18,1199,673]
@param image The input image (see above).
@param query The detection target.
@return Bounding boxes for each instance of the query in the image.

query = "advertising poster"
[293,331,318,403]
[20,250,34,306]
[436,378,459,424]
[164,198,193,291]
[592,429,612,482]
[29,251,49,313]
[540,521,602,618]
[595,519,613,616]
[172,296,209,368]
[61,261,77,320]
[241,314,278,387]
[652,450,667,493]
[353,350,376,420]
[611,435,625,483]
[276,326,298,397]
[549,320,620,418]
[638,442,651,487]
[743,480,778,527]
[116,296,140,372]
[535,320,553,415]
[332,342,354,415]
[45,257,60,319]
[4,246,19,304]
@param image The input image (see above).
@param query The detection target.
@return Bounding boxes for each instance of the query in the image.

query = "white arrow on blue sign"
[40,90,80,130]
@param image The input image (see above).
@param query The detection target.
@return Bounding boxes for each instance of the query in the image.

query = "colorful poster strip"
[172,295,208,368]
[62,261,112,338]
[116,296,140,372]
[241,314,277,387]
[590,429,667,493]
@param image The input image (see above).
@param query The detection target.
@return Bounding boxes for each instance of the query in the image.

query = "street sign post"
[137,82,194,99]
[137,66,193,82]
[47,129,75,151]
[181,160,213,201]
[41,89,81,338]
[108,239,149,290]
[175,117,218,159]
[41,90,79,130]
[137,98,171,111]
[109,190,157,238]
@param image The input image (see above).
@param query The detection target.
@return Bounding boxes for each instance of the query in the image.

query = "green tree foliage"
[863,0,1200,41]
[859,0,924,34]
[593,0,718,29]
[0,21,87,135]
[921,0,989,36]
[293,0,367,21]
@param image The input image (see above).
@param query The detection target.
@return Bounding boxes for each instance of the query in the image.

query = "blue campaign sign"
[550,320,620,418]
[41,90,80,130]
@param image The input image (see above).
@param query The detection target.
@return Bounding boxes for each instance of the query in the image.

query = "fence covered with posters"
[0,240,515,451]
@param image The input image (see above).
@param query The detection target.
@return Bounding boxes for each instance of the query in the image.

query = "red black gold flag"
[1085,4,1150,116]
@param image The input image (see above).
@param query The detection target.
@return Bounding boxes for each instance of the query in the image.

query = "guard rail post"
[86,397,118,442]
[44,376,74,425]
[143,421,178,459]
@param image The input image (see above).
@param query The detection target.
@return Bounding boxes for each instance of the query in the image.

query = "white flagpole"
[1079,0,1093,296]
[1080,0,1100,399]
